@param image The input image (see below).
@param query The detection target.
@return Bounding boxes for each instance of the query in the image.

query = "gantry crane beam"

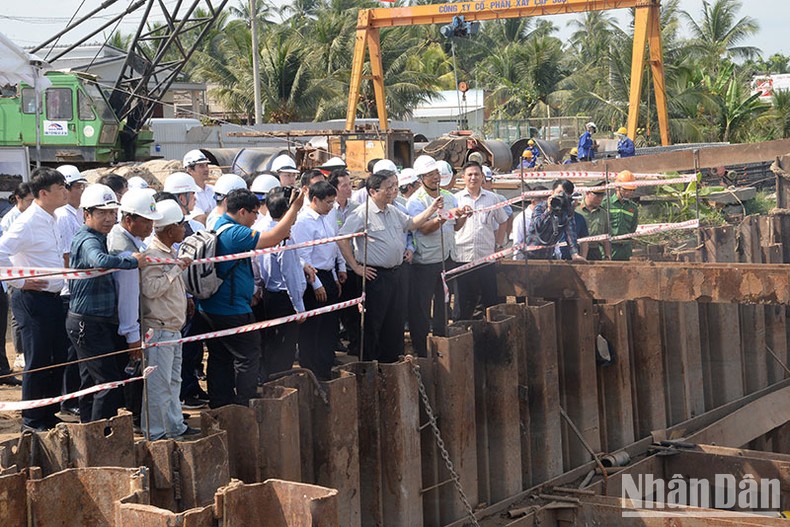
[345,0,670,145]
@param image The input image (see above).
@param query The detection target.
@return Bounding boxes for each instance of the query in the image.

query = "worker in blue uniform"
[564,147,578,164]
[616,127,636,158]
[578,122,596,161]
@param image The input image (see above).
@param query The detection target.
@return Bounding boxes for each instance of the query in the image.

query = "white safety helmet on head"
[120,188,163,220]
[214,173,247,197]
[164,172,201,194]
[250,174,281,198]
[398,168,418,187]
[586,121,597,131]
[373,159,399,175]
[320,157,347,170]
[80,184,121,210]
[127,176,149,190]
[436,160,454,186]
[154,199,184,228]
[183,149,210,168]
[56,165,86,186]
[481,165,493,181]
[271,155,300,174]
[413,155,438,177]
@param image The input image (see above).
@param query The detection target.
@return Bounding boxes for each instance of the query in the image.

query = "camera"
[549,191,571,215]
[282,185,295,203]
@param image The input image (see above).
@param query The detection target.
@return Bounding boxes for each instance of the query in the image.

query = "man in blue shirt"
[578,122,597,162]
[616,127,636,158]
[527,180,586,261]
[199,187,305,408]
[67,184,148,423]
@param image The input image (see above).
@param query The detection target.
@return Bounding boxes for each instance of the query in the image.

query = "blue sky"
[0,0,786,56]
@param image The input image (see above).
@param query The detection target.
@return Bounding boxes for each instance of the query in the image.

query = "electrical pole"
[250,0,262,124]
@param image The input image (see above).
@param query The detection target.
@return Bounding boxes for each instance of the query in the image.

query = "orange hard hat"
[616,170,637,190]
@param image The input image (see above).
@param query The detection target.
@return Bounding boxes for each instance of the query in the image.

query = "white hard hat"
[413,155,438,176]
[153,199,184,228]
[271,155,299,173]
[183,149,209,168]
[214,173,247,197]
[56,165,86,186]
[398,168,418,187]
[80,184,120,210]
[586,121,597,130]
[436,160,454,186]
[482,165,493,181]
[164,172,200,194]
[127,176,149,190]
[320,156,346,170]
[119,188,163,220]
[373,159,399,175]
[250,174,281,196]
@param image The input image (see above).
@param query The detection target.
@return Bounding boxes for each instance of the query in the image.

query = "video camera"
[549,191,572,216]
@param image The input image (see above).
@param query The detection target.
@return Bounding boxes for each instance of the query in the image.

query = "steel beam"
[497,260,790,304]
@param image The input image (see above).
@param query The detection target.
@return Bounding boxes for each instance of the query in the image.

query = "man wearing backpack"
[197,187,305,408]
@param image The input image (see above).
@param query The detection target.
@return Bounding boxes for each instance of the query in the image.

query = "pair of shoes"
[13,354,24,371]
[0,375,22,386]
[335,340,349,353]
[181,397,207,410]
[60,406,80,417]
[194,388,210,403]
[175,426,201,440]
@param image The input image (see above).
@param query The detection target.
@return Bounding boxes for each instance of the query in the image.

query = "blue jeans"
[143,329,186,439]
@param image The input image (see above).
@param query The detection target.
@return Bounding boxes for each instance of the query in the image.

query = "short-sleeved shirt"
[603,194,638,260]
[453,188,510,262]
[407,187,457,265]
[338,199,411,269]
[198,214,261,316]
[577,203,608,260]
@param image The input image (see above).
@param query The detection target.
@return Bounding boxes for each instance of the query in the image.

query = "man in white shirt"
[0,168,69,432]
[291,181,346,380]
[183,149,215,225]
[454,161,512,320]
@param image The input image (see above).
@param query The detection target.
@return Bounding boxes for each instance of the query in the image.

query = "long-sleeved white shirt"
[55,203,84,295]
[291,206,345,290]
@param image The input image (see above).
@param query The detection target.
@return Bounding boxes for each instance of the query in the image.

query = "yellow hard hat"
[522,149,533,159]
[617,127,628,135]
[570,147,578,156]
[616,170,637,190]
[528,139,535,146]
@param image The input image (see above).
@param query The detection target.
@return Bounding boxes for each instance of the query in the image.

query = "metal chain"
[409,359,481,527]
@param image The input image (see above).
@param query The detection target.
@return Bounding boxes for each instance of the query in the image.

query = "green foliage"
[649,174,726,224]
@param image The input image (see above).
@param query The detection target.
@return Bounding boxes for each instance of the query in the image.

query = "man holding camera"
[526,179,586,261]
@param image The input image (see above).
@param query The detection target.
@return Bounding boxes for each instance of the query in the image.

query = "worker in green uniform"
[577,184,611,260]
[603,170,639,260]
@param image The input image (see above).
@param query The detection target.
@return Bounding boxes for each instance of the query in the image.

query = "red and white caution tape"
[0,266,116,282]
[0,366,156,412]
[493,170,669,180]
[144,295,365,348]
[145,232,365,265]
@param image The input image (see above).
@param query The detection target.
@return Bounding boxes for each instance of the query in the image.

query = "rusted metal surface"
[498,259,790,304]
[596,301,636,451]
[701,304,744,408]
[27,467,147,527]
[661,302,705,425]
[0,433,33,472]
[266,372,316,483]
[216,479,338,527]
[135,438,177,511]
[0,470,27,525]
[741,304,769,394]
[176,432,231,510]
[252,386,301,482]
[115,503,215,527]
[630,299,668,438]
[416,355,441,527]
[427,329,479,524]
[702,225,736,263]
[764,305,788,385]
[201,405,259,483]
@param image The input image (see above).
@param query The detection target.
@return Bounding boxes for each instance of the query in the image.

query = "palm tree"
[681,0,759,73]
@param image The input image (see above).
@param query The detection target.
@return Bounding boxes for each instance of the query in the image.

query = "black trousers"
[179,313,205,400]
[60,296,80,410]
[299,269,339,381]
[338,271,361,355]
[12,290,67,428]
[200,311,260,408]
[363,266,405,363]
[0,288,12,375]
[255,289,299,380]
[408,260,450,358]
[65,312,127,423]
[457,264,499,321]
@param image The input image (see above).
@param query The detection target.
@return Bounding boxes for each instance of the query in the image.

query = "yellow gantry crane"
[345,0,670,145]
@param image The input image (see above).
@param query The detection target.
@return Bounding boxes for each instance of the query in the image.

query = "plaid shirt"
[527,201,578,259]
[68,226,139,318]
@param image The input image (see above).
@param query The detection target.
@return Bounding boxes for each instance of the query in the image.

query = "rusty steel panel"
[252,386,301,482]
[498,260,790,305]
[596,302,636,451]
[629,299,668,439]
[524,300,563,485]
[0,433,33,472]
[702,225,737,263]
[27,467,147,527]
[177,432,231,511]
[136,439,178,511]
[703,304,745,409]
[416,356,441,527]
[555,299,600,470]
[765,305,788,385]
[427,330,479,524]
[662,302,705,425]
[201,405,260,484]
[570,138,790,175]
[115,503,215,527]
[266,372,316,482]
[216,479,338,527]
[741,304,769,394]
[378,361,423,526]
[738,215,765,263]
[0,470,27,525]
[311,372,360,527]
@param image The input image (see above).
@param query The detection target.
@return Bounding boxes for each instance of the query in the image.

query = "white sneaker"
[13,354,24,371]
